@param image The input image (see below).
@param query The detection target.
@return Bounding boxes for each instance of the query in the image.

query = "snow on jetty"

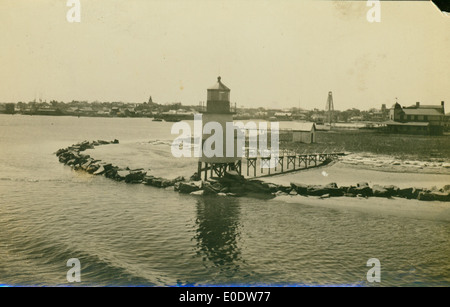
[55,140,450,202]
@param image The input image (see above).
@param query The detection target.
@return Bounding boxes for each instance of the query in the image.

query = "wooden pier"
[245,149,346,179]
[197,149,346,180]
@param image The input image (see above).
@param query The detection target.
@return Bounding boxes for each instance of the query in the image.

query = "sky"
[0,0,449,111]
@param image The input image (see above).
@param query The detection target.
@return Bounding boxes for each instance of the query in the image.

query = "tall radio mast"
[325,91,334,126]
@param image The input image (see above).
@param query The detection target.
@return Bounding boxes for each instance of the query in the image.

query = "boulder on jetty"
[290,182,343,197]
[242,180,272,195]
[289,190,298,196]
[93,166,105,175]
[190,190,204,196]
[372,185,390,197]
[203,182,221,195]
[219,172,273,197]
[176,181,202,194]
[190,172,201,181]
[397,187,414,199]
[117,170,130,180]
[418,191,450,202]
[372,185,400,198]
[186,171,273,198]
[290,183,308,195]
[275,190,288,196]
[307,185,331,196]
[123,170,147,183]
[276,184,292,194]
[348,183,373,197]
[87,163,100,174]
[144,175,184,188]
[383,185,400,196]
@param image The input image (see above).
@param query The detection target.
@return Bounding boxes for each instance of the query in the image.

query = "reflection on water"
[194,196,242,275]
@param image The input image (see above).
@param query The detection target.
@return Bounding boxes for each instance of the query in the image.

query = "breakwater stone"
[176,182,201,194]
[289,181,449,202]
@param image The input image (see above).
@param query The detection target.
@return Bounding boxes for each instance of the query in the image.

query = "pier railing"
[243,148,346,178]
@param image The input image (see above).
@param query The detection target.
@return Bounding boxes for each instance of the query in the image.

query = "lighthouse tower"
[198,76,242,180]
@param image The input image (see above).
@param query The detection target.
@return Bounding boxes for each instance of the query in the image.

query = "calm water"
[0,114,449,286]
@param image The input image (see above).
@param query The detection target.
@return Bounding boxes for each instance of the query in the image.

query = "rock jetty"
[289,182,450,202]
[55,140,450,202]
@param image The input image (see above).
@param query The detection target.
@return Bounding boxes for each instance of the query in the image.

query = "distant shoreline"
[0,112,387,128]
[2,113,449,162]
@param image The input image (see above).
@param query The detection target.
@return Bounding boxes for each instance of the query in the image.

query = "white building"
[278,122,316,144]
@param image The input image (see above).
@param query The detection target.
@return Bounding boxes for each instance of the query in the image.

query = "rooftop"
[279,122,316,131]
[207,76,230,91]
[405,104,444,110]
[402,108,443,116]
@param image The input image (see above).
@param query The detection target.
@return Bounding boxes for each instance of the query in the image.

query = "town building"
[445,112,450,132]
[385,101,446,135]
[273,112,292,121]
[278,122,316,144]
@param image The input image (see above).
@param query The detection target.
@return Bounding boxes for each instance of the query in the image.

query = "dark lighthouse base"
[197,160,242,181]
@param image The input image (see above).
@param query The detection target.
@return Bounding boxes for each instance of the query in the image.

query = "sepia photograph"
[0,0,449,292]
